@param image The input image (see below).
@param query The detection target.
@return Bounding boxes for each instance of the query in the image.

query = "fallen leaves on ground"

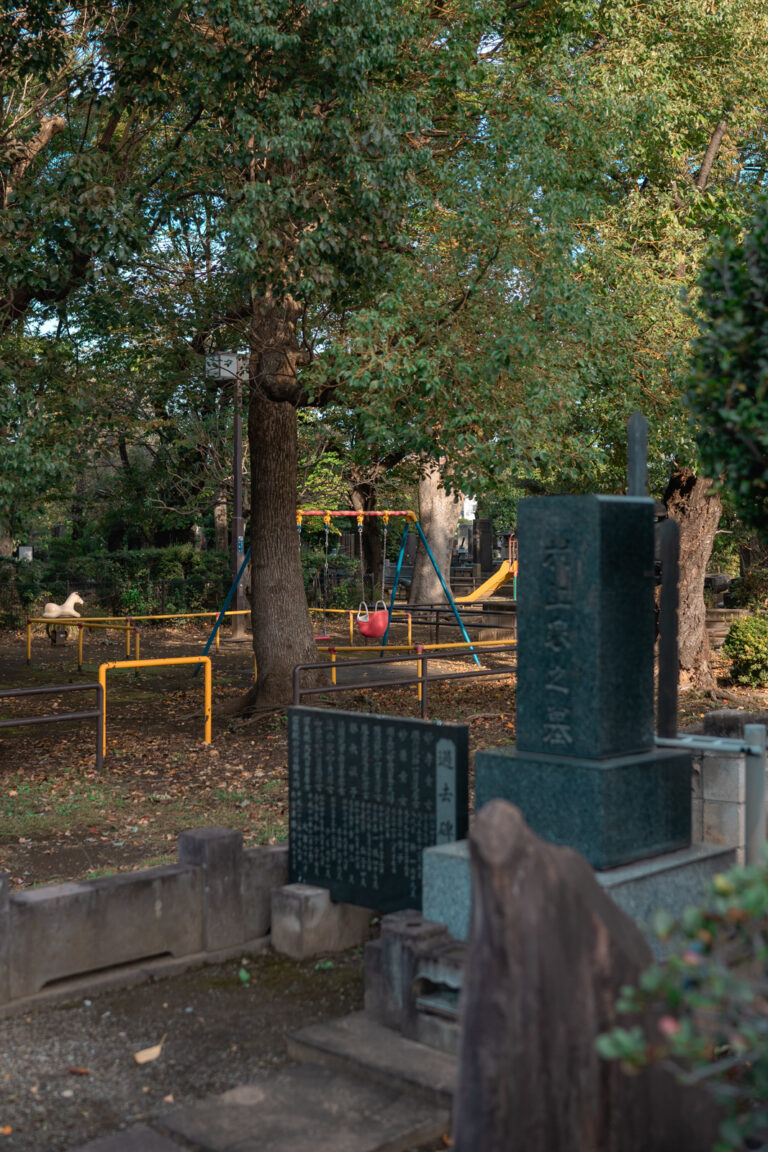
[133,1035,167,1065]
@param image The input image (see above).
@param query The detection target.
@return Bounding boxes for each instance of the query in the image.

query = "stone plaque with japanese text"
[288,706,469,911]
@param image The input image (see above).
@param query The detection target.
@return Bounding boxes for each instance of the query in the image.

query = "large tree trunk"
[409,462,461,605]
[664,469,721,690]
[240,295,317,710]
[0,523,12,558]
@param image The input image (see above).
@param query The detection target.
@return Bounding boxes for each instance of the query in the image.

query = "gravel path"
[0,950,364,1151]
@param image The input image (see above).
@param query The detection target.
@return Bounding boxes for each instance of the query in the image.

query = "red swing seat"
[357,600,389,638]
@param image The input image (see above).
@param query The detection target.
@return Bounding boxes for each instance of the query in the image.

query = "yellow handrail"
[97,656,211,757]
[76,622,140,668]
[315,639,515,654]
[27,618,136,664]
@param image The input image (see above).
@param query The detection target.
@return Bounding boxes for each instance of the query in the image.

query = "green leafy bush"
[597,856,768,1152]
[723,614,768,686]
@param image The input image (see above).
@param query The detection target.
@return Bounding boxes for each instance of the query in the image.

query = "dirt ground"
[0,617,763,1151]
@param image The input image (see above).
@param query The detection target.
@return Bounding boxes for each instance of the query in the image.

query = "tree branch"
[695,119,728,192]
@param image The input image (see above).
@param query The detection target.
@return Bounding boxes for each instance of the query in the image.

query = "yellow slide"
[456,560,516,603]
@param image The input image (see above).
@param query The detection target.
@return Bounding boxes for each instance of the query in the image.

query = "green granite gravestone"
[474,495,691,869]
[288,706,469,911]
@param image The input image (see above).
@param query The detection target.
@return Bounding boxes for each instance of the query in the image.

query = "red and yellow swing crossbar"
[296,510,413,521]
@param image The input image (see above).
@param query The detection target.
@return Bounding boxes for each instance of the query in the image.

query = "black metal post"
[231,369,247,640]
[627,412,649,498]
[657,517,680,738]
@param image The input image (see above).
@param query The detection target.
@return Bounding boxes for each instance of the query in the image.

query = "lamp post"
[205,351,248,640]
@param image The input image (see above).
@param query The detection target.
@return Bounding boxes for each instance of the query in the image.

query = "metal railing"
[0,683,104,770]
[293,643,517,719]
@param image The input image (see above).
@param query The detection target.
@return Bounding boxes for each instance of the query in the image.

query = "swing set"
[297,509,480,665]
[200,508,480,667]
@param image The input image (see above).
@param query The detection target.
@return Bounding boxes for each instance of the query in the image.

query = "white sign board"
[205,352,241,381]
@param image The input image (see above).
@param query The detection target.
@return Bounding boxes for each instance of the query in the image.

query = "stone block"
[178,828,244,951]
[0,872,8,1005]
[242,844,288,939]
[422,841,471,943]
[162,1063,449,1152]
[475,745,691,870]
[597,844,738,957]
[703,799,745,856]
[270,884,373,960]
[287,1011,457,1107]
[691,798,703,843]
[8,865,203,1000]
[702,754,746,803]
[515,495,656,760]
[374,911,450,1035]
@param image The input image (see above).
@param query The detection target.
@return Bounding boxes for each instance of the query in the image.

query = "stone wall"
[0,830,288,1013]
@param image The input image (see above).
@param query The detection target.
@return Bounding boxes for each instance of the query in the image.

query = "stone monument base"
[474,745,692,870]
[422,840,737,955]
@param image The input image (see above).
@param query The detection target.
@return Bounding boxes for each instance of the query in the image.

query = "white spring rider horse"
[42,592,83,644]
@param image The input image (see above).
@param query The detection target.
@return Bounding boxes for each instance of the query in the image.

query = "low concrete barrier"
[0,829,288,1011]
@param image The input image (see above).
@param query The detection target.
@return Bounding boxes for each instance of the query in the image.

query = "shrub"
[723,614,768,686]
[597,856,768,1152]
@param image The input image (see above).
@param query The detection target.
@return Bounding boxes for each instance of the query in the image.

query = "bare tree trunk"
[663,469,721,690]
[0,523,12,558]
[409,462,461,605]
[213,486,228,553]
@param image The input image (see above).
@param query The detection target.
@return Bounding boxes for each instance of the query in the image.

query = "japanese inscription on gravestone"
[288,706,469,911]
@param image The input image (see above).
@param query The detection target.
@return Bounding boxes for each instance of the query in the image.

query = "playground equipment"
[41,591,84,644]
[297,509,402,640]
[456,534,518,602]
[201,507,480,668]
[26,617,137,664]
[455,559,515,602]
[297,509,479,663]
[309,607,413,647]
[98,656,211,757]
[42,592,83,619]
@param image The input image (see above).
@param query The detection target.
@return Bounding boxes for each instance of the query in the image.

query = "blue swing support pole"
[381,518,480,666]
[194,547,252,675]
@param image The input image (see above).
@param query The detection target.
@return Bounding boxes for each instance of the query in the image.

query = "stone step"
[159,1063,449,1152]
[287,1010,457,1107]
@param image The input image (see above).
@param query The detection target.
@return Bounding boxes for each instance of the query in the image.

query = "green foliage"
[727,570,768,611]
[722,614,768,686]
[598,855,768,1152]
[687,199,768,529]
[0,547,228,625]
[300,549,360,609]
